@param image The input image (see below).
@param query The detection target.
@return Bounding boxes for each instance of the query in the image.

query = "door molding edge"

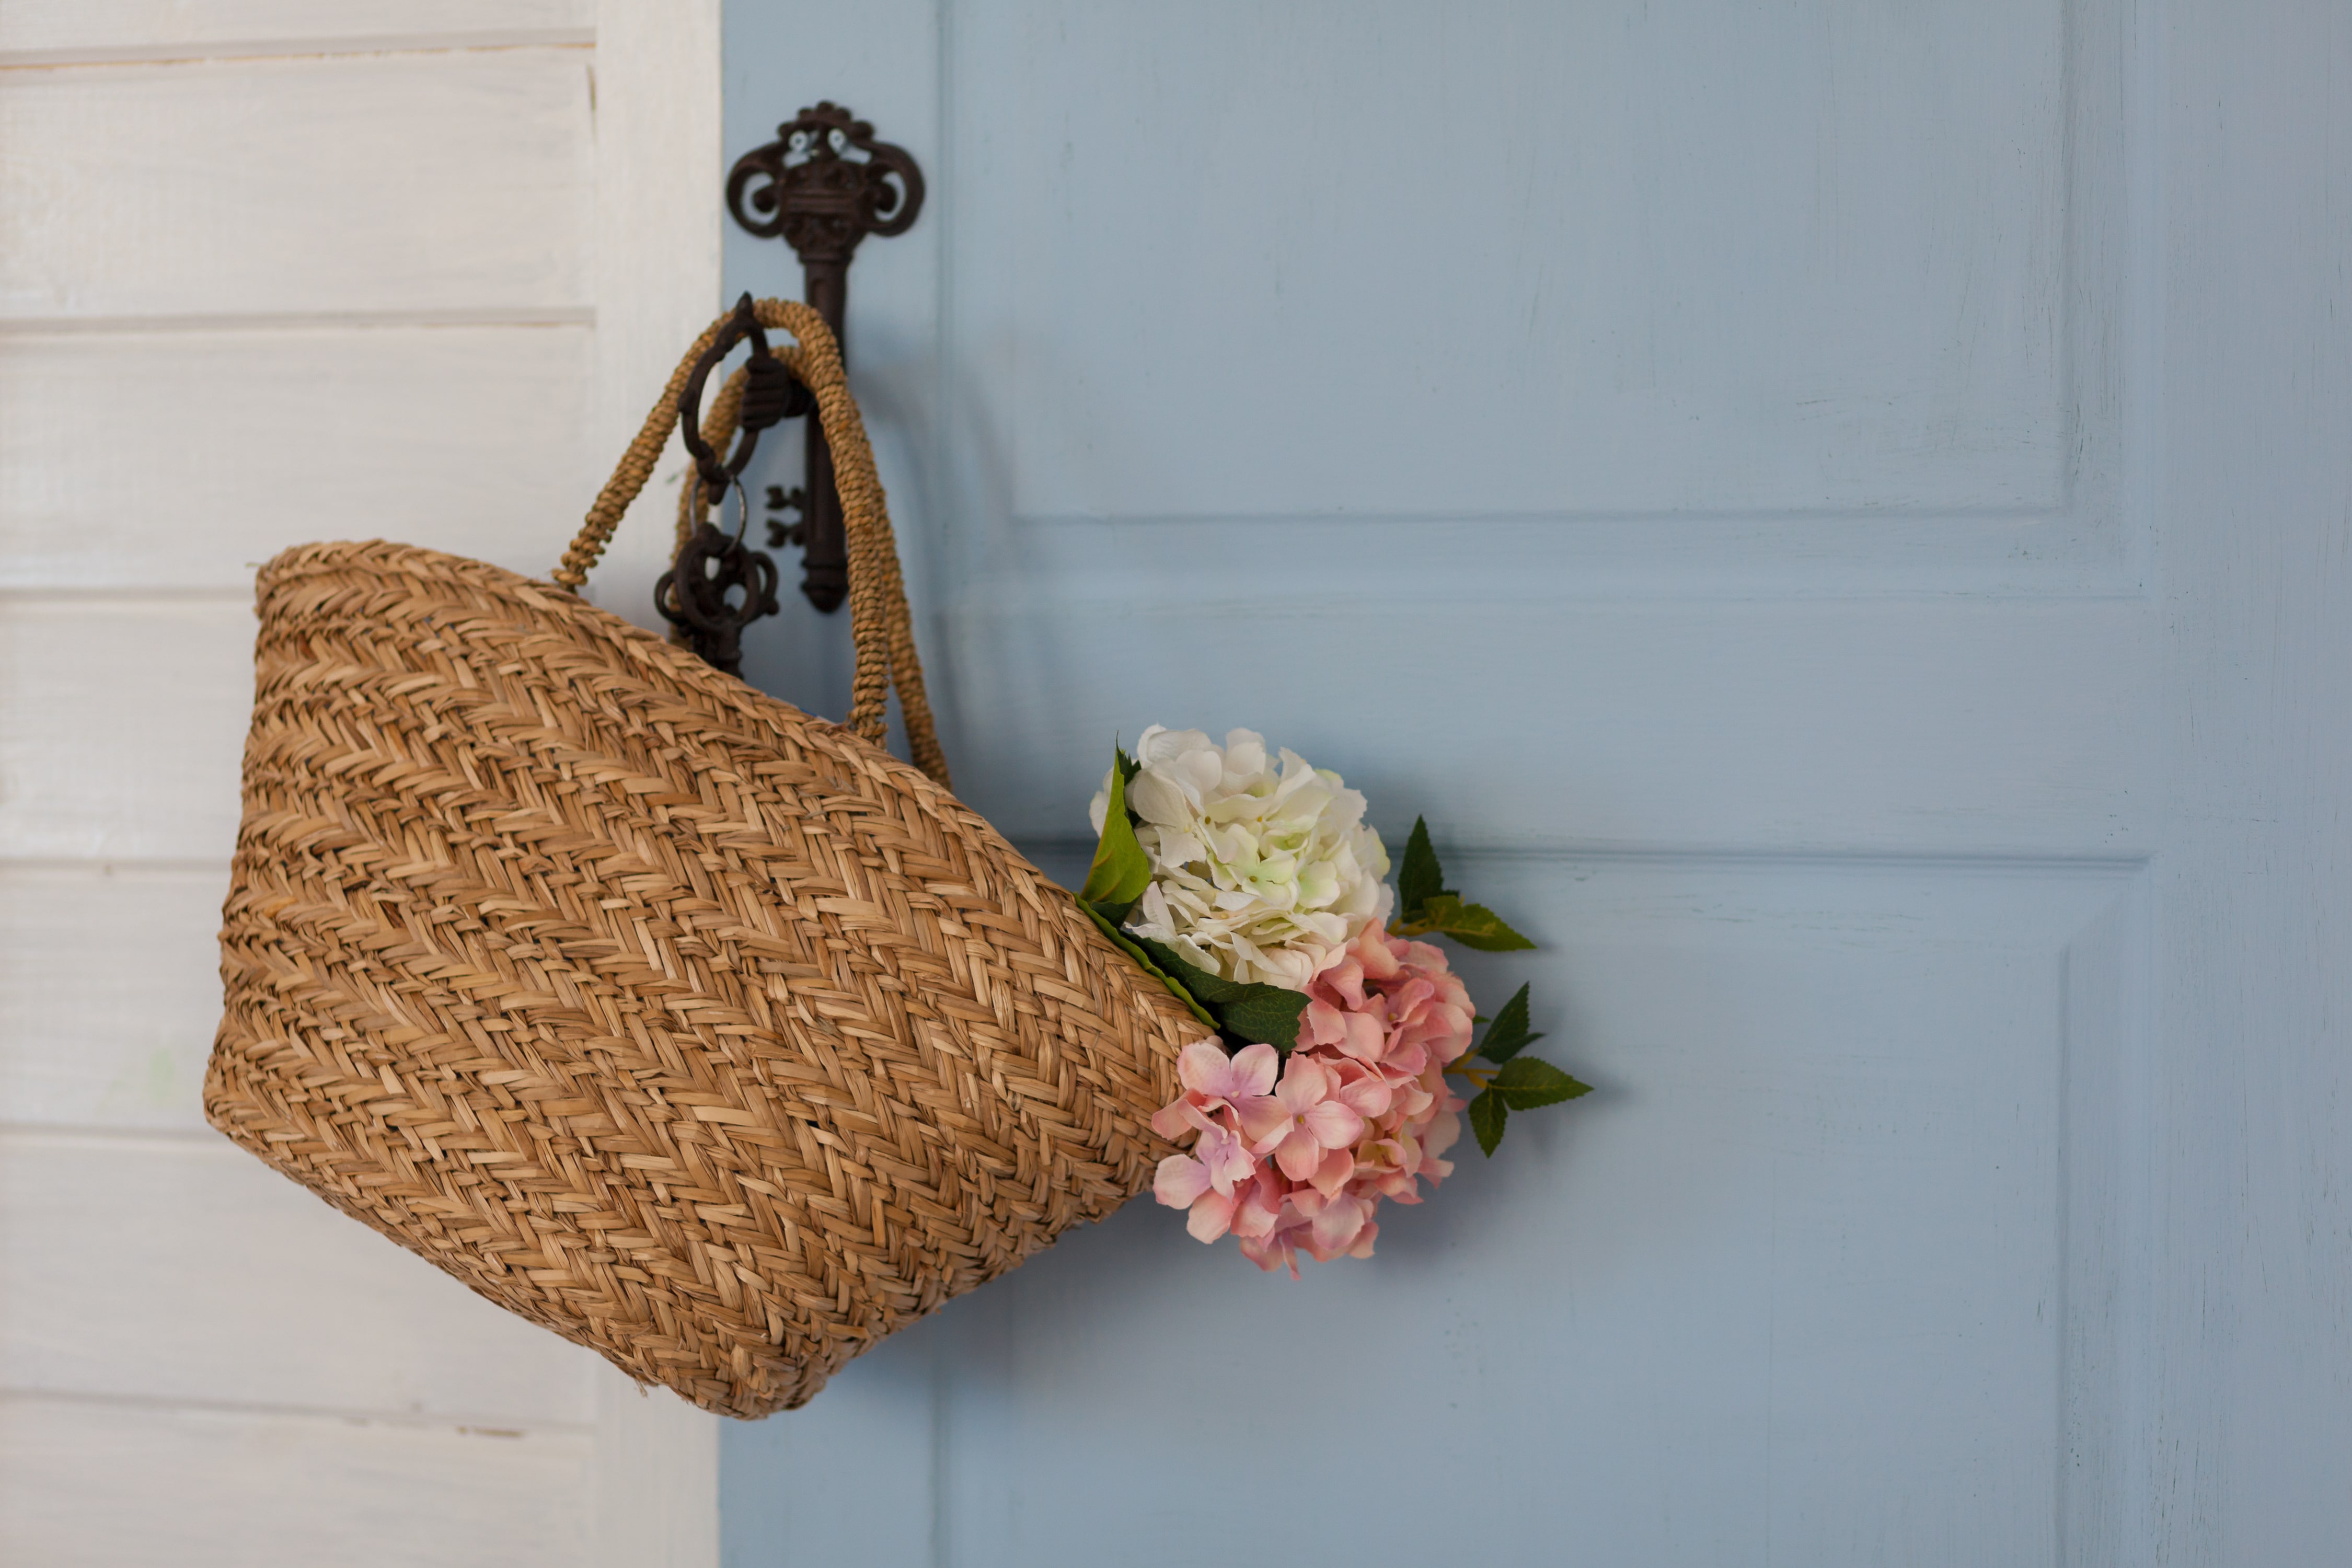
[590,3,725,1562]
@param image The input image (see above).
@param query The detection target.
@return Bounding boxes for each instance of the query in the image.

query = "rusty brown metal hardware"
[727,102,926,613]
[657,295,795,673]
[658,512,780,678]
[763,485,809,550]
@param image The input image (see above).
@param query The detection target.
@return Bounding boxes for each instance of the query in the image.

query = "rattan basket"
[204,299,1204,1417]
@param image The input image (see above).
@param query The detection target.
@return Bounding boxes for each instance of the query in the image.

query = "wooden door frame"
[589,4,725,1563]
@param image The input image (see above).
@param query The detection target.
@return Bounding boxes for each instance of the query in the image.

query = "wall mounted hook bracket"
[726,102,926,613]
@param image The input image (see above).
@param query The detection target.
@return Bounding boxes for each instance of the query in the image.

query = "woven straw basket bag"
[205,298,1203,1417]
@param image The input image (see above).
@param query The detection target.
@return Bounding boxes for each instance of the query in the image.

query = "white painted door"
[711,3,2351,1564]
[1,5,722,1563]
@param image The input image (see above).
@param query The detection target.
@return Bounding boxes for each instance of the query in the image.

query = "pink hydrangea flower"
[1237,1054,1365,1182]
[1149,921,1478,1275]
[1150,1041,1279,1240]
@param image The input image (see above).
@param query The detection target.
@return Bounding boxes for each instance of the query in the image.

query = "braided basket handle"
[555,299,949,788]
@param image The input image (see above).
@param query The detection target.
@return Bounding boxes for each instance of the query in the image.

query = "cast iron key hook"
[726,102,926,613]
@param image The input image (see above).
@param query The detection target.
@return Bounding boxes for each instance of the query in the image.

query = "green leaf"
[1491,1056,1592,1111]
[1475,982,1544,1062]
[1468,1088,1508,1156]
[1397,894,1537,952]
[1128,935,1309,1051]
[1124,935,1242,1005]
[1396,815,1453,921]
[1079,904,1219,1033]
[1077,746,1151,918]
[1214,985,1309,1052]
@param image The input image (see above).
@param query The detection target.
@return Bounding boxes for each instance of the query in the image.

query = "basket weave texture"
[204,304,1203,1417]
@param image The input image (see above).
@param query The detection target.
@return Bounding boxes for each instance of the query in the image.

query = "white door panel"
[0,7,723,1564]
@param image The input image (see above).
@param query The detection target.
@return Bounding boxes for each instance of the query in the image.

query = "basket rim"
[254,536,921,787]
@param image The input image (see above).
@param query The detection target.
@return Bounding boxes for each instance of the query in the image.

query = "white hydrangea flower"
[1089,725,1390,989]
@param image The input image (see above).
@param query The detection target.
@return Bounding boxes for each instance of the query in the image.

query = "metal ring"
[722,478,752,544]
[678,294,774,493]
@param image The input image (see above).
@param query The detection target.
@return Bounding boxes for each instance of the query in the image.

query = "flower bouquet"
[1078,727,1590,1275]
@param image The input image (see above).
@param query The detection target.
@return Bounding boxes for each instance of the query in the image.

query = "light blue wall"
[711,9,1633,1549]
[710,4,2219,1565]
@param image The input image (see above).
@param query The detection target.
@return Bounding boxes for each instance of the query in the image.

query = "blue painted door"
[717,3,2352,1563]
